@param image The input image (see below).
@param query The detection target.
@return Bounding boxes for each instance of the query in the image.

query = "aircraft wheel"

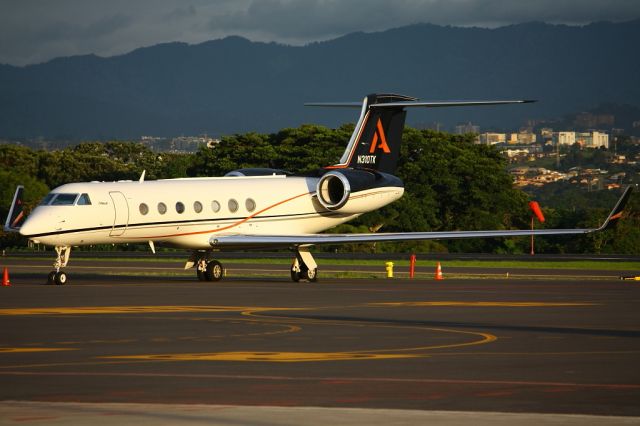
[303,267,318,283]
[54,271,67,285]
[205,260,224,281]
[196,268,206,281]
[290,269,301,282]
[47,271,57,285]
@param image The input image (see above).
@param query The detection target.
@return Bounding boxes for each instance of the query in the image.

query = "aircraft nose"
[18,209,52,238]
[19,216,37,237]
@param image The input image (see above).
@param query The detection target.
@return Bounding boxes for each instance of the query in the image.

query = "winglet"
[597,186,634,231]
[4,185,25,232]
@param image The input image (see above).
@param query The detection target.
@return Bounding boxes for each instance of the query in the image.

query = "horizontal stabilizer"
[305,99,536,108]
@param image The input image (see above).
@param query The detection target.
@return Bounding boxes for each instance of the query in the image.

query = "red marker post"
[409,254,416,279]
[528,201,545,255]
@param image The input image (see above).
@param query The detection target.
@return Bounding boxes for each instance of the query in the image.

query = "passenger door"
[109,191,129,236]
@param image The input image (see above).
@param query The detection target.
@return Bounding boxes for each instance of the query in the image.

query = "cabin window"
[211,200,221,213]
[194,201,203,213]
[246,198,256,212]
[176,202,185,214]
[39,194,56,206]
[158,202,167,215]
[228,199,239,213]
[139,203,149,215]
[51,193,78,206]
[77,193,92,205]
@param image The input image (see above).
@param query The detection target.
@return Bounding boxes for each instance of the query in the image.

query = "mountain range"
[1,19,639,139]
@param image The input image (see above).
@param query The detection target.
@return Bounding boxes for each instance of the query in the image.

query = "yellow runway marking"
[369,301,597,307]
[0,347,76,353]
[97,329,495,363]
[0,303,509,363]
[0,306,307,316]
[101,351,419,362]
[0,302,596,316]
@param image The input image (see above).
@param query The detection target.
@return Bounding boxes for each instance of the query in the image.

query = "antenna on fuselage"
[139,170,146,183]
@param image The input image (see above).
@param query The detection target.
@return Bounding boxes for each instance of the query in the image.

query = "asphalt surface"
[0,256,639,424]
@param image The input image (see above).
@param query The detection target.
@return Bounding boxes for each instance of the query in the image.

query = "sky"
[1,0,639,66]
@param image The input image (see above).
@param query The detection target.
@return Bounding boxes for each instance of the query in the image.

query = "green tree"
[0,144,40,177]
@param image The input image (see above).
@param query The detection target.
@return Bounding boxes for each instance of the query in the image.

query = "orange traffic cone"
[1,267,10,286]
[434,262,444,281]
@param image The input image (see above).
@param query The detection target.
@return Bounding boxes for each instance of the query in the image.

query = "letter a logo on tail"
[369,118,391,154]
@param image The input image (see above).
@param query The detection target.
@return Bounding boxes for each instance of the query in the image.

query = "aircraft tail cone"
[2,267,10,286]
[434,262,444,281]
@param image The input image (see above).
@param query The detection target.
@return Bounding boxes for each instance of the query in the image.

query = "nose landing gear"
[47,246,71,285]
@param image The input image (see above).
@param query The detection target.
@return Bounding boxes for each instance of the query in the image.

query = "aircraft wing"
[210,187,633,249]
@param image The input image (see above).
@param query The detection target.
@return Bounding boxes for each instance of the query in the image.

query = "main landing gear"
[188,248,318,283]
[290,246,318,283]
[47,246,71,285]
[188,252,225,282]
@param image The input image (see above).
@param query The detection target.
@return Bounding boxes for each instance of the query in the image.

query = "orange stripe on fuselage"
[117,191,313,240]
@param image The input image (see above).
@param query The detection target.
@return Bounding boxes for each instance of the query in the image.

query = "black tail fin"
[305,93,535,174]
[328,93,413,174]
[4,185,25,232]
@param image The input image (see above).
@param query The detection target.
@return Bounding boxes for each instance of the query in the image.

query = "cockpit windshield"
[50,194,79,205]
[39,193,92,206]
[39,193,56,206]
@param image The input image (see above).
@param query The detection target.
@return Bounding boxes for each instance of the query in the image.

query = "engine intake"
[316,171,351,210]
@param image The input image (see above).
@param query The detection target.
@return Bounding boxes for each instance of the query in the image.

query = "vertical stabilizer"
[328,93,413,174]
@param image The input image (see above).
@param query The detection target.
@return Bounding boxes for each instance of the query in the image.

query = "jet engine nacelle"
[316,169,403,214]
[316,170,353,210]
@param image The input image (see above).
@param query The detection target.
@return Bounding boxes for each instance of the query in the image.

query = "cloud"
[0,0,638,65]
[207,0,640,41]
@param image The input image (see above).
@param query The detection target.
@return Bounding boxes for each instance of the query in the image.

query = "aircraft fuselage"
[21,174,404,249]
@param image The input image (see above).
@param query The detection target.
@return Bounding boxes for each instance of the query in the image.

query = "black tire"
[47,271,56,285]
[54,271,67,285]
[196,268,206,281]
[205,260,224,281]
[291,268,301,282]
[303,267,318,282]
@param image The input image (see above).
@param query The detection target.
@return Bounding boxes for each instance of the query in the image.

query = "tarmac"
[0,255,639,424]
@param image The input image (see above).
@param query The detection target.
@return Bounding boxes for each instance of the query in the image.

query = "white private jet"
[4,94,633,285]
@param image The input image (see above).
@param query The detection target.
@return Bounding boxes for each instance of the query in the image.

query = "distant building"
[590,131,609,148]
[540,128,554,139]
[479,132,506,145]
[555,131,576,146]
[575,131,610,149]
[554,131,608,148]
[454,122,480,134]
[504,148,530,159]
[576,132,592,147]
[509,131,536,144]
